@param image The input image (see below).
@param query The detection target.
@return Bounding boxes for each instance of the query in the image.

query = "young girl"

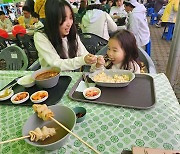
[93,29,140,73]
[34,0,97,71]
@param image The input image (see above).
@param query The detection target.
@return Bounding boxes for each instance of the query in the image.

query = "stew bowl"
[32,67,60,88]
[22,105,76,150]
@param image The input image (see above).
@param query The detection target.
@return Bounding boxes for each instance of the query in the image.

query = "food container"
[32,67,60,88]
[11,92,29,104]
[83,87,101,100]
[0,89,14,101]
[89,69,135,87]
[22,105,76,150]
[73,107,86,123]
[17,74,35,88]
[30,90,48,103]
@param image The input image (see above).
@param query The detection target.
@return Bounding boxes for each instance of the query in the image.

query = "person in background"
[34,0,46,24]
[155,0,179,28]
[18,6,34,28]
[78,0,88,15]
[29,12,44,29]
[71,2,79,13]
[0,11,12,32]
[34,0,97,71]
[107,0,114,8]
[81,4,117,40]
[15,3,22,18]
[144,0,155,8]
[153,0,168,26]
[100,0,111,13]
[109,0,127,22]
[154,0,168,13]
[25,0,34,13]
[91,30,140,73]
[124,0,150,47]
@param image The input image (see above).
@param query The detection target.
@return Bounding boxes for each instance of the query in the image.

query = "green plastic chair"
[0,45,28,70]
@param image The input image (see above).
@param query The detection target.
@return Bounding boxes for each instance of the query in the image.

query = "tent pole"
[166,2,180,86]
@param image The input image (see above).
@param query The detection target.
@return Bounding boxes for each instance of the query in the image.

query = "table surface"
[0,71,179,154]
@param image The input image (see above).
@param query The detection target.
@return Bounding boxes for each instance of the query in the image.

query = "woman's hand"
[96,55,105,68]
[84,54,97,65]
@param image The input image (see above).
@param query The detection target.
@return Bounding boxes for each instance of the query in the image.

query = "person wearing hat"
[124,0,150,47]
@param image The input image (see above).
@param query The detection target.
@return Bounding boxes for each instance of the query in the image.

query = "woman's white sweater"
[34,32,89,71]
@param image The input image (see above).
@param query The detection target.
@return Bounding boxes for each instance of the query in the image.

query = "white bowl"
[17,74,35,88]
[0,89,14,101]
[30,91,48,103]
[32,67,60,89]
[83,87,101,100]
[89,69,135,87]
[11,92,29,104]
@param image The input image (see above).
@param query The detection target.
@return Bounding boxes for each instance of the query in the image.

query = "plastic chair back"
[0,36,8,50]
[0,45,28,70]
[96,45,157,73]
[0,29,8,39]
[16,33,38,62]
[79,33,108,55]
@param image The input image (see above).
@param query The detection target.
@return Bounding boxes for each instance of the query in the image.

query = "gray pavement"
[149,23,180,102]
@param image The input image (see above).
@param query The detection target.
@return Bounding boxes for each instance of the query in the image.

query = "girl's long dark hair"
[106,30,139,70]
[44,0,78,59]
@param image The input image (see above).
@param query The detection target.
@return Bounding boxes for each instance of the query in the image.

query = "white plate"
[0,89,14,101]
[30,90,48,103]
[83,87,101,100]
[89,69,135,87]
[11,92,29,104]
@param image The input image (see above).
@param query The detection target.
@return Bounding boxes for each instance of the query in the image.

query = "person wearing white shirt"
[81,4,117,40]
[109,0,127,21]
[34,0,97,71]
[0,11,12,32]
[124,0,150,47]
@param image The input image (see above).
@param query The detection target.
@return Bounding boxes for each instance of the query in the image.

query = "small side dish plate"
[30,90,48,103]
[83,87,101,100]
[0,89,14,101]
[11,92,29,104]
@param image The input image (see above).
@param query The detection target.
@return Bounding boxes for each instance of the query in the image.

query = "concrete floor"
[149,23,180,102]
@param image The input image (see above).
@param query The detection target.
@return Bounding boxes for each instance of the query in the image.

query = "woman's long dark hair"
[106,30,139,70]
[44,0,78,59]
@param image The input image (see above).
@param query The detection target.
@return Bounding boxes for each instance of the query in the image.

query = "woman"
[34,0,97,71]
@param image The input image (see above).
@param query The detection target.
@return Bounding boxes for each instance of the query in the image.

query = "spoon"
[82,74,90,88]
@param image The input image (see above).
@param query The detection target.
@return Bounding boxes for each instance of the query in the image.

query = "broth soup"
[36,71,59,80]
[36,122,69,145]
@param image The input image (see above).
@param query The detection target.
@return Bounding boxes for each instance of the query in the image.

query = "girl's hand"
[96,55,105,68]
[84,54,97,65]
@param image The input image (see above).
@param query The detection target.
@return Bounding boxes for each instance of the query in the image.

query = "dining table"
[0,70,179,154]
